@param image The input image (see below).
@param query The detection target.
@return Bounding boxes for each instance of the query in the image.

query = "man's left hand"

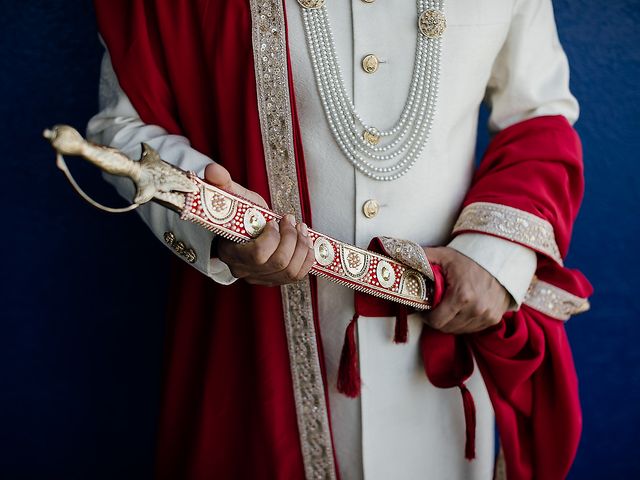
[422,247,510,334]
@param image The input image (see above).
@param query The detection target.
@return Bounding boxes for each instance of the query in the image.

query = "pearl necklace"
[298,0,446,181]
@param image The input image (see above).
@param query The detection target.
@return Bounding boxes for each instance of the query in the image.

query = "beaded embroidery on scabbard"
[182,175,434,310]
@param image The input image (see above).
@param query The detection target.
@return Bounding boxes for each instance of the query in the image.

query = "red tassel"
[337,314,361,398]
[393,305,408,343]
[459,384,477,460]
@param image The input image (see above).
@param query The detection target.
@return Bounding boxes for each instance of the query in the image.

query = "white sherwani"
[88,1,577,478]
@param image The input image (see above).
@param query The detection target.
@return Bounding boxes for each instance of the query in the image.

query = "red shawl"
[95,2,312,478]
[450,117,593,480]
[94,2,591,479]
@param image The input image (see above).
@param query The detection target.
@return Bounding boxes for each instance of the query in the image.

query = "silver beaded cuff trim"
[379,236,435,281]
[452,202,563,265]
[523,278,590,321]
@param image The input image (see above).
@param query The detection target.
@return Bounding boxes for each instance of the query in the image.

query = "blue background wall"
[1,1,638,478]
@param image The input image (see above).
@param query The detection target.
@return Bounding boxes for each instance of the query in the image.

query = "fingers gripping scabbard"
[181,175,434,309]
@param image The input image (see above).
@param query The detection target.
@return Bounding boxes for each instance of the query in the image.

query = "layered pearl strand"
[300,0,445,181]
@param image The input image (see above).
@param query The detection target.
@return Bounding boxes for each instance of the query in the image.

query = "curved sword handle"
[43,125,196,212]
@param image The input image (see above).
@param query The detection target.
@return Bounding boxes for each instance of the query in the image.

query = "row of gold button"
[362,0,380,218]
[164,231,197,263]
[360,0,379,216]
[360,0,379,73]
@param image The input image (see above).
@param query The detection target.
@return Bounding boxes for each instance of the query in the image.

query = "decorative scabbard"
[44,125,433,310]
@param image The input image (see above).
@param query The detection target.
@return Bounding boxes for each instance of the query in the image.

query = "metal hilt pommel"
[43,125,197,213]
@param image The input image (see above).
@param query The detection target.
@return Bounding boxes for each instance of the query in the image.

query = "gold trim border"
[248,1,337,479]
[523,277,590,321]
[453,202,563,265]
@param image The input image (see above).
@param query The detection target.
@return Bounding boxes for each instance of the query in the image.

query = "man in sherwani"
[88,0,591,478]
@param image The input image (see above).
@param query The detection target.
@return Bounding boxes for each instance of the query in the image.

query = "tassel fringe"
[337,314,361,397]
[393,306,408,343]
[460,384,477,460]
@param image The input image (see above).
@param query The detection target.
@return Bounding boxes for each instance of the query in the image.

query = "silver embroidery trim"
[452,202,563,265]
[523,277,590,321]
[493,447,507,480]
[248,1,336,479]
[378,236,435,281]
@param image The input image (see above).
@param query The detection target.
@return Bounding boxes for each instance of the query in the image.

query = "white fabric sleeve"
[87,51,236,285]
[448,234,536,308]
[447,0,577,307]
[485,0,579,130]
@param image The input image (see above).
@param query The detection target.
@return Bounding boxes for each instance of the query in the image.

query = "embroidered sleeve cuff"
[448,233,537,308]
[88,51,238,285]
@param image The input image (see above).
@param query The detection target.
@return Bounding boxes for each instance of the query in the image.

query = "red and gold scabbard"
[44,125,434,310]
[181,175,433,309]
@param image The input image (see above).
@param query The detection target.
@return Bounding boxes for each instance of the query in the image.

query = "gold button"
[174,241,186,254]
[164,231,197,263]
[418,9,447,38]
[361,54,379,74]
[184,248,197,264]
[362,199,380,218]
[363,129,380,145]
[164,231,176,245]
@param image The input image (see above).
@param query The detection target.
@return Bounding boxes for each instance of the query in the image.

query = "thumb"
[204,162,232,189]
[204,162,269,209]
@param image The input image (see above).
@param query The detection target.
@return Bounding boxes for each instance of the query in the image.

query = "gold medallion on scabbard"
[314,237,336,266]
[419,9,446,38]
[244,208,266,237]
[376,260,397,288]
[340,246,369,279]
[400,271,427,300]
[202,188,237,223]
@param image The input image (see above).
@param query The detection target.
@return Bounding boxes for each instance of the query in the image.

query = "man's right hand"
[204,163,316,286]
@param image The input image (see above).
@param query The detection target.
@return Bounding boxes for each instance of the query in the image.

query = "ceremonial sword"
[44,125,434,310]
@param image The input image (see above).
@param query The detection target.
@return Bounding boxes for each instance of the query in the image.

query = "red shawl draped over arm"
[426,115,592,480]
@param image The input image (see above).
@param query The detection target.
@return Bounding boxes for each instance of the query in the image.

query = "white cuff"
[448,233,537,308]
[102,172,237,285]
[167,208,237,285]
[88,50,239,286]
[208,257,238,285]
